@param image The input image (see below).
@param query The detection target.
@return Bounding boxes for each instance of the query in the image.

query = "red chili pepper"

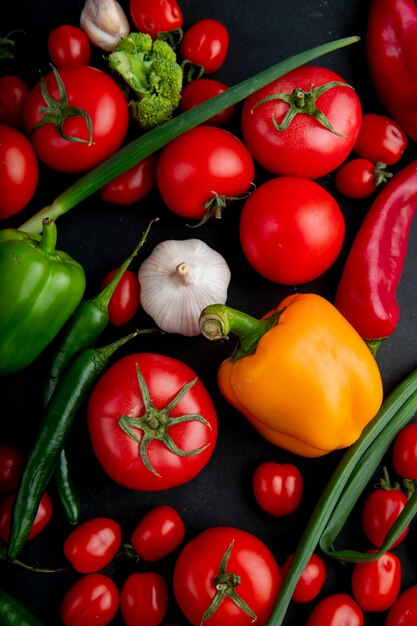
[334,159,417,349]
[367,0,417,142]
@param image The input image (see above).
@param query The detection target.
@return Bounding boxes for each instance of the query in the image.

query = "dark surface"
[1,0,417,624]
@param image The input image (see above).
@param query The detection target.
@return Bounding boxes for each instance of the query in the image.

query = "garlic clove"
[80,0,130,52]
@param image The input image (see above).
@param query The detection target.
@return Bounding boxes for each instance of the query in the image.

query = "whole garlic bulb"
[80,0,130,52]
[138,239,231,336]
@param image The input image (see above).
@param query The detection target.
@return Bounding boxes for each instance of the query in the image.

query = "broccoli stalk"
[108,32,183,130]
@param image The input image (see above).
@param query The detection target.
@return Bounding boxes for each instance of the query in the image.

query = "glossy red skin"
[0,444,25,492]
[306,593,364,626]
[241,66,362,179]
[179,78,235,126]
[386,585,417,626]
[157,126,254,221]
[335,159,378,199]
[367,0,417,143]
[63,517,122,573]
[392,422,417,480]
[23,65,128,173]
[0,492,52,542]
[180,19,229,74]
[281,553,326,603]
[252,462,303,517]
[129,0,183,38]
[101,269,141,326]
[131,505,185,561]
[87,353,218,491]
[48,24,91,66]
[173,526,280,626]
[121,572,169,626]
[0,76,29,128]
[361,488,409,549]
[354,113,408,165]
[240,176,345,285]
[335,159,417,340]
[0,124,39,219]
[100,155,157,205]
[351,551,402,612]
[60,573,119,626]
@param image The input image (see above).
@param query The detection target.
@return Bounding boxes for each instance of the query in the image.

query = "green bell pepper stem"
[39,217,57,252]
[18,36,360,235]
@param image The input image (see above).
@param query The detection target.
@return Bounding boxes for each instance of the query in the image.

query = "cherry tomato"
[131,505,185,561]
[0,444,25,492]
[129,0,183,39]
[101,269,141,326]
[0,123,38,219]
[361,485,409,549]
[305,593,364,626]
[335,158,382,199]
[239,176,345,285]
[280,552,326,603]
[60,573,119,626]
[0,75,29,128]
[386,584,417,626]
[180,19,229,76]
[23,65,128,173]
[0,492,52,542]
[63,517,122,573]
[120,572,169,626]
[87,353,218,491]
[353,113,408,166]
[392,421,417,480]
[351,551,401,612]
[241,66,362,179]
[48,24,91,66]
[100,155,157,206]
[179,78,235,126]
[252,462,303,517]
[157,126,255,223]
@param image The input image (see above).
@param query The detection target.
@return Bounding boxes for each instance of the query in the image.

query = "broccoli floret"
[108,32,183,130]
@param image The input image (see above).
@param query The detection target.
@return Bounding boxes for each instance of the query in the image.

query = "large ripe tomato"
[0,76,29,128]
[392,421,417,480]
[63,517,122,573]
[157,126,255,224]
[0,444,25,492]
[351,551,401,612]
[180,19,229,76]
[131,505,185,561]
[386,585,417,626]
[48,24,91,66]
[239,177,345,285]
[280,553,326,604]
[305,593,364,626]
[120,572,169,626]
[173,526,280,626]
[23,65,128,173]
[0,492,52,542]
[129,0,183,39]
[361,485,409,549]
[241,66,362,179]
[353,113,408,166]
[87,353,218,491]
[252,461,303,517]
[60,573,119,626]
[0,124,38,219]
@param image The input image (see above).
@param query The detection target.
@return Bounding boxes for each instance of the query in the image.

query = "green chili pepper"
[0,218,86,376]
[0,589,44,625]
[54,448,80,525]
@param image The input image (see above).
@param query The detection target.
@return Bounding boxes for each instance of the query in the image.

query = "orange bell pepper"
[199,293,383,457]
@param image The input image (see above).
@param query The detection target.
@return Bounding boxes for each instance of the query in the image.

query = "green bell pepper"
[0,218,86,376]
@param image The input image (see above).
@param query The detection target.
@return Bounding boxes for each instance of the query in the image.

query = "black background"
[2,0,417,624]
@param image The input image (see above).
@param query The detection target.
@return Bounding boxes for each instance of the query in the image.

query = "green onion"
[19,36,359,235]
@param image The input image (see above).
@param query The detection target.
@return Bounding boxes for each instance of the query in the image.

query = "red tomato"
[157,126,255,223]
[48,24,91,66]
[120,572,169,626]
[87,353,218,491]
[23,65,128,173]
[60,573,119,626]
[392,421,417,480]
[101,268,141,326]
[361,486,409,549]
[353,113,408,166]
[131,505,185,561]
[0,124,38,219]
[180,19,229,76]
[129,0,183,39]
[179,78,235,126]
[335,158,381,199]
[241,66,362,179]
[63,517,122,573]
[239,176,345,285]
[306,593,364,626]
[173,526,280,626]
[0,444,25,492]
[281,553,326,603]
[351,551,401,612]
[0,76,29,128]
[100,155,157,205]
[0,492,52,542]
[252,462,303,517]
[386,584,417,626]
